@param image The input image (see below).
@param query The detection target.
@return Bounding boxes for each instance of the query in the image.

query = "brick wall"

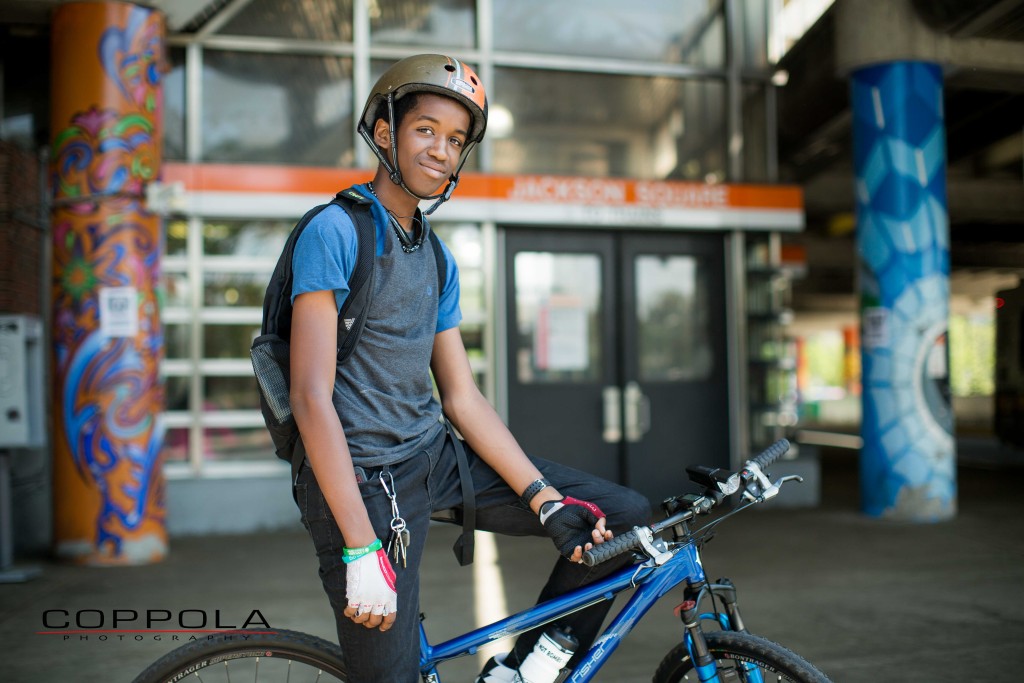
[0,141,46,316]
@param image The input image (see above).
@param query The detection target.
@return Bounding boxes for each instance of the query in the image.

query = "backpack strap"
[332,187,376,365]
[427,229,447,298]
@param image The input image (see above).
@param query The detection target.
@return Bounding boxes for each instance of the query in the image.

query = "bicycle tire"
[652,631,832,683]
[131,628,348,683]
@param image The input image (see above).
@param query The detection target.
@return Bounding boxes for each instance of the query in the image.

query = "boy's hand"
[344,549,398,631]
[540,497,613,561]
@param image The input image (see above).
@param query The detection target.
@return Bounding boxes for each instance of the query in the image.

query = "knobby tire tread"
[131,628,348,683]
[652,631,832,683]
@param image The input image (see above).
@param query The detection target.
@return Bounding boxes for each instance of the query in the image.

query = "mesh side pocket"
[251,334,292,424]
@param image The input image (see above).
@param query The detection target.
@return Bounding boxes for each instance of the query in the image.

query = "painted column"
[50,2,167,563]
[851,61,955,521]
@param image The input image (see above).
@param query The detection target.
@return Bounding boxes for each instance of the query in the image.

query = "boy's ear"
[373,119,392,149]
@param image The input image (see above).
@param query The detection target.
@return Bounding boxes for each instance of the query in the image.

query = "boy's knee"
[610,488,653,530]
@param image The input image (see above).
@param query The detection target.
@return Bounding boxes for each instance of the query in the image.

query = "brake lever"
[742,471,804,502]
[636,527,673,566]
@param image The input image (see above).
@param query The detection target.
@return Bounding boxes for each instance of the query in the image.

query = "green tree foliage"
[949,313,995,397]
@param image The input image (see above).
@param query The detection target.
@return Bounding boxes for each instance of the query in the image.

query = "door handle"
[602,386,622,443]
[624,381,651,443]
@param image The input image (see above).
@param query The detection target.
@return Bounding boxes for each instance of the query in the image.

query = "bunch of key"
[380,472,409,567]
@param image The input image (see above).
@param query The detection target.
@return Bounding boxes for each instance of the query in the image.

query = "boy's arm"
[430,327,612,560]
[291,289,395,631]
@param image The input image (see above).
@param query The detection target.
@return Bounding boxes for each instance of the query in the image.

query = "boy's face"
[376,93,471,197]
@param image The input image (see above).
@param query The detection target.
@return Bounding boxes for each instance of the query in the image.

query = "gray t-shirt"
[291,191,461,465]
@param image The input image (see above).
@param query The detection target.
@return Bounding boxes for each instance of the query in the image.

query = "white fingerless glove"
[346,548,398,616]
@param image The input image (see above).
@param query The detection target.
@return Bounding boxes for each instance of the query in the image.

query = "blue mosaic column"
[851,61,955,521]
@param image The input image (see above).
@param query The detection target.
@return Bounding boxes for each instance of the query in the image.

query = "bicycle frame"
[418,540,708,683]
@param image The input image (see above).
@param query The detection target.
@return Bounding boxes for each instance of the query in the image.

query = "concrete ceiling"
[776,0,1024,314]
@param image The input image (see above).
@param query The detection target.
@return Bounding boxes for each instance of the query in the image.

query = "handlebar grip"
[581,529,644,567]
[749,438,790,470]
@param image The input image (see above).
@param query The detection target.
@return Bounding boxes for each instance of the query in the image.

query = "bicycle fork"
[678,600,720,682]
[677,580,763,683]
[697,579,748,633]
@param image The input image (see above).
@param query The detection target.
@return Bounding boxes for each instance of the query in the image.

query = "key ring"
[379,472,406,530]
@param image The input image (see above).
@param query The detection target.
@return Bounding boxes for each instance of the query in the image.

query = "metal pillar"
[851,61,956,521]
[50,2,168,563]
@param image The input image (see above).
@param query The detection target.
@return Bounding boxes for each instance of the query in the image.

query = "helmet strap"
[422,175,458,216]
[386,94,402,185]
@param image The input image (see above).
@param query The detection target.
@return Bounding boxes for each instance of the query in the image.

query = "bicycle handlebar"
[581,439,792,568]
[580,529,646,567]
[747,438,790,471]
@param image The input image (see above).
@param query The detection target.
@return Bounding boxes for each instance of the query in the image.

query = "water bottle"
[513,626,578,683]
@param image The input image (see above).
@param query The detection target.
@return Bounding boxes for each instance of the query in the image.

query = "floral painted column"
[851,61,955,521]
[50,1,167,563]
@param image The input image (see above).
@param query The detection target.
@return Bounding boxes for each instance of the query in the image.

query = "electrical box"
[0,315,45,448]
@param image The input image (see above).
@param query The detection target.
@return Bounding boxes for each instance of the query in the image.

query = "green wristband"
[342,538,382,564]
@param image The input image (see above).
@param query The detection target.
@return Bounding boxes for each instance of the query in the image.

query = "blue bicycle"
[133,439,832,683]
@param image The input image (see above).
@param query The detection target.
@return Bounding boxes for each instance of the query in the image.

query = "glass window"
[433,223,486,388]
[203,272,268,307]
[165,218,188,256]
[371,0,476,48]
[163,271,191,307]
[165,376,190,412]
[164,48,186,160]
[201,426,274,461]
[202,51,355,166]
[514,252,602,383]
[434,222,483,308]
[635,254,713,381]
[1,32,49,149]
[492,68,726,180]
[202,218,292,257]
[161,428,189,463]
[204,323,260,359]
[205,376,262,412]
[677,78,728,182]
[492,0,724,66]
[741,82,768,182]
[165,323,192,359]
[218,0,354,41]
[735,0,769,68]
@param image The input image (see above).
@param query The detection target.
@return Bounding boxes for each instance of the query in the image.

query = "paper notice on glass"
[99,286,139,338]
[535,295,588,371]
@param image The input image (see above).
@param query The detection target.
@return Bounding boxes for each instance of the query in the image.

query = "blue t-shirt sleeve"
[434,234,462,333]
[291,204,359,312]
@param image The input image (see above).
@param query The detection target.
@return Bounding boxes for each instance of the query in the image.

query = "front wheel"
[653,631,832,683]
[131,628,348,683]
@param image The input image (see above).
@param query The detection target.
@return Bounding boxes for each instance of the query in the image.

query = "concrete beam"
[803,172,1024,224]
[835,0,1024,77]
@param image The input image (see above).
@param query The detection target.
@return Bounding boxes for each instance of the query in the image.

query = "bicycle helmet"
[358,54,487,214]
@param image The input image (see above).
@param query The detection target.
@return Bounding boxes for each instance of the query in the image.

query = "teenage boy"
[286,54,650,682]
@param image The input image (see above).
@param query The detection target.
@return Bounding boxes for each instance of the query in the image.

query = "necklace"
[367,182,428,253]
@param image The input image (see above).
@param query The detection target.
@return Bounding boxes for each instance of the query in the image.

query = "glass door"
[505,230,620,483]
[505,229,729,503]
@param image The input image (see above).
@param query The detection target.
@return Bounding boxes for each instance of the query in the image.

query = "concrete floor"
[2,445,1023,682]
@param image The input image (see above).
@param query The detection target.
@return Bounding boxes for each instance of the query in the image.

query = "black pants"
[295,428,652,683]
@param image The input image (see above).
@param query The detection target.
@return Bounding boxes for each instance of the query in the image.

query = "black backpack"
[250,186,446,484]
